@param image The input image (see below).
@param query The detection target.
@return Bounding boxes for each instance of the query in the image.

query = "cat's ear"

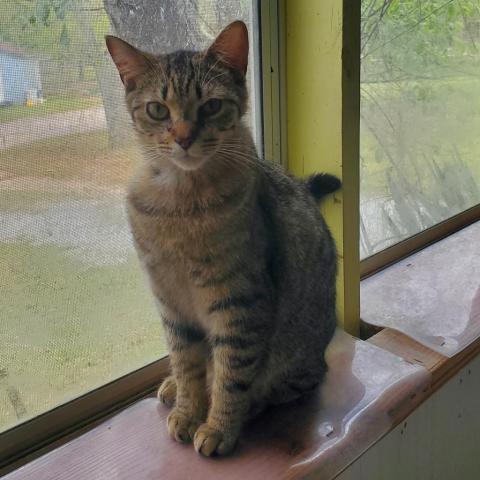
[207,21,249,75]
[105,35,149,89]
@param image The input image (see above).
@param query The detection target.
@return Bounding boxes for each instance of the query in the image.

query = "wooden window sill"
[361,221,480,356]
[2,330,431,480]
[3,327,480,479]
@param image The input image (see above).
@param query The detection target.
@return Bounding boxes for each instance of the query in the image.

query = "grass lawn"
[0,239,165,433]
[0,95,103,124]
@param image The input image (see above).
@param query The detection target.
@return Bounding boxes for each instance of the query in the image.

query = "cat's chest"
[128,208,230,325]
[127,207,197,314]
[127,201,219,259]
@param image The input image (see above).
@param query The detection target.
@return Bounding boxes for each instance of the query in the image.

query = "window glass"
[360,1,480,258]
[0,0,260,433]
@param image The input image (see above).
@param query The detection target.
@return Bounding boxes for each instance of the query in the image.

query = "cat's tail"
[305,173,341,202]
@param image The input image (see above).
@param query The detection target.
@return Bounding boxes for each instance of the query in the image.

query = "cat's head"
[106,21,249,172]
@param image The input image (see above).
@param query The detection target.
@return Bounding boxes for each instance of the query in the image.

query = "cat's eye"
[201,98,223,116]
[146,102,170,121]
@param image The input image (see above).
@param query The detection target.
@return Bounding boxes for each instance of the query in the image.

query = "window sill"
[361,221,480,357]
[2,329,431,480]
[4,330,479,480]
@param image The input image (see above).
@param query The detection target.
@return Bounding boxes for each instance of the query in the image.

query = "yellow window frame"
[283,1,361,334]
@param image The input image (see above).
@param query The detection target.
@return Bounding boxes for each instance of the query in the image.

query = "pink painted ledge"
[3,331,430,480]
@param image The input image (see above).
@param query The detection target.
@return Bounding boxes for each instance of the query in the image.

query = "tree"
[103,0,199,52]
[362,0,480,82]
[101,0,251,142]
[102,0,250,53]
[360,0,480,257]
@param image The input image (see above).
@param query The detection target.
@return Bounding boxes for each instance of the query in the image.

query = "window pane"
[0,0,260,433]
[360,1,480,258]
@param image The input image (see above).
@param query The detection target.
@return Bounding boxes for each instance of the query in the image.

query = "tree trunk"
[103,0,200,52]
[99,0,251,143]
[102,0,250,52]
[76,3,130,146]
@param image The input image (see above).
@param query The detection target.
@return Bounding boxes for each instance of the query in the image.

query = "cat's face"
[126,50,247,172]
[106,21,249,172]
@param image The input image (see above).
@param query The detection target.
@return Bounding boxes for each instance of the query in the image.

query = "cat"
[106,20,339,457]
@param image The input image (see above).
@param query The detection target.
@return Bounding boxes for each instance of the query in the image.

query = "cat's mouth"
[170,150,208,171]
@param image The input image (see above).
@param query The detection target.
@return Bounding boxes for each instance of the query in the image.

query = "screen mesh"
[0,0,260,433]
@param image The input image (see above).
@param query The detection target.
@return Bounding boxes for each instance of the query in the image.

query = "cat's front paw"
[167,408,202,443]
[157,375,177,407]
[193,423,238,457]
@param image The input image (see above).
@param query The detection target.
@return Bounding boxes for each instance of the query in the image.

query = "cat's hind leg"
[265,362,327,406]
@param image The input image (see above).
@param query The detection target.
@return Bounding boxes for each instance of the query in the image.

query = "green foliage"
[362,0,480,82]
[0,0,109,60]
[59,23,70,46]
[361,1,480,257]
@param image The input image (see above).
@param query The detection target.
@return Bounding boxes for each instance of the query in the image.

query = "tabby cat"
[106,20,339,457]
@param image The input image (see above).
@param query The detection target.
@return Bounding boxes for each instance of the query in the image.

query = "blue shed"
[0,44,43,106]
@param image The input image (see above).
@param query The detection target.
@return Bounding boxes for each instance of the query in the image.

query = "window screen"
[0,0,261,433]
[360,1,480,258]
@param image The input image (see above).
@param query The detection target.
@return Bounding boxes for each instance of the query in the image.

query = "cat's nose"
[172,121,196,151]
[176,136,194,150]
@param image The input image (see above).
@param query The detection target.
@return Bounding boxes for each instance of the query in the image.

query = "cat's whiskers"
[215,150,257,167]
[215,152,257,176]
[141,54,168,85]
[201,55,223,89]
[214,152,246,173]
[217,145,257,159]
[215,147,263,171]
[141,147,170,157]
[203,71,228,92]
[217,143,266,165]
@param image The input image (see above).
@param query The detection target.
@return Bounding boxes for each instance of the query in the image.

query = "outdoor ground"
[0,129,166,433]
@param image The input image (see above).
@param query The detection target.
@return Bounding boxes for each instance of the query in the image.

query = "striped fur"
[107,21,338,457]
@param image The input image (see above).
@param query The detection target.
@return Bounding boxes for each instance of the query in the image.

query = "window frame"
[285,0,361,335]
[2,0,478,471]
[259,0,287,167]
[360,203,480,279]
[0,358,170,470]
